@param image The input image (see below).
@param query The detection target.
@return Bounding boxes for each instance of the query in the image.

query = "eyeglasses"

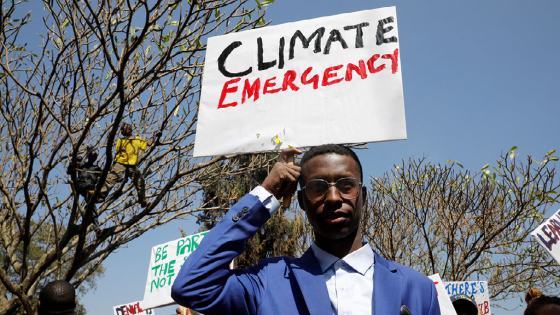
[301,177,362,201]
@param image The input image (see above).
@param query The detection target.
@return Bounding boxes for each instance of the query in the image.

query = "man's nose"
[324,185,342,203]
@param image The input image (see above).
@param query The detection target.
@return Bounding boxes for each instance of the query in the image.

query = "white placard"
[142,231,209,309]
[113,301,155,315]
[194,6,405,157]
[428,274,457,315]
[444,281,492,315]
[531,208,560,264]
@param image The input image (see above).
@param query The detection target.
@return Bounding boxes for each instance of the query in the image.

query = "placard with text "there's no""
[193,6,406,157]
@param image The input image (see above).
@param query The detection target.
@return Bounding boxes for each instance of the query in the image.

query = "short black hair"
[299,144,363,186]
[39,280,76,313]
[524,288,560,315]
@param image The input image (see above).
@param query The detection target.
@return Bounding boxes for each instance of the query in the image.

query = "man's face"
[298,154,366,240]
[121,125,132,137]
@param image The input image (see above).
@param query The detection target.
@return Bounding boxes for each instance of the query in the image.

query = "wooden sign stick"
[282,153,294,209]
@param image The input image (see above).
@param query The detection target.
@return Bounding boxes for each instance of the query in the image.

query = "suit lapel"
[374,252,402,315]
[290,249,332,315]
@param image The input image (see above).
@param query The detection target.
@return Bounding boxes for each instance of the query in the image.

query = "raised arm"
[147,131,162,147]
[171,148,301,315]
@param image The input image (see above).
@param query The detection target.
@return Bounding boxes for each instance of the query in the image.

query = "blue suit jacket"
[172,194,440,315]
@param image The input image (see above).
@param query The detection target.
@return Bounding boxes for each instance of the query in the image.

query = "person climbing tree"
[68,146,102,233]
[99,123,161,208]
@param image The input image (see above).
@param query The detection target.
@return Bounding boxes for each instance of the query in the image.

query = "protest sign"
[444,281,492,315]
[531,208,560,264]
[113,301,155,315]
[194,6,405,157]
[142,231,208,309]
[428,274,457,315]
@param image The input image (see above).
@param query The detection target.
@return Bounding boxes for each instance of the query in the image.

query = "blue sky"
[25,0,557,313]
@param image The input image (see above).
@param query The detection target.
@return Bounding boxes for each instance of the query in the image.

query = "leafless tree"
[0,0,274,313]
[362,148,560,308]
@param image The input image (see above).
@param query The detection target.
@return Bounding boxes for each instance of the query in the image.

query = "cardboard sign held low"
[194,6,406,157]
[113,301,155,315]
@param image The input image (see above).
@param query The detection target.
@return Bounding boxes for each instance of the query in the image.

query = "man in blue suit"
[172,145,440,315]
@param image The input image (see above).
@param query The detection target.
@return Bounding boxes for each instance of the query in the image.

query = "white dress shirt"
[250,186,375,315]
[249,186,280,215]
[311,242,375,315]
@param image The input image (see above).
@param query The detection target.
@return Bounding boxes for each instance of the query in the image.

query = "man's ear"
[74,298,77,306]
[37,300,41,310]
[297,191,305,211]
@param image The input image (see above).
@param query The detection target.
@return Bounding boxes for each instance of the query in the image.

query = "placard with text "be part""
[142,231,208,309]
[194,6,405,157]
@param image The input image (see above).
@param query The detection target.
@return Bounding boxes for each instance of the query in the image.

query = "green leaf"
[481,164,489,170]
[61,19,70,29]
[145,45,151,56]
[509,146,518,153]
[550,156,559,161]
[545,149,556,157]
[456,162,463,168]
[261,0,275,6]
[169,21,179,26]
[255,0,262,10]
[56,37,62,46]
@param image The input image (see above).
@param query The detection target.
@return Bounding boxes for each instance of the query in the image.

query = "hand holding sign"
[261,148,302,200]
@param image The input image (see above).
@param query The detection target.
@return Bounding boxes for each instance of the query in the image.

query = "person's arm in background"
[147,131,162,147]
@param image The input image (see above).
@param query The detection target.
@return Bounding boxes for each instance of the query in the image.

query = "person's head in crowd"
[176,306,200,315]
[121,123,132,137]
[524,288,560,315]
[86,146,98,163]
[37,280,76,315]
[450,294,479,315]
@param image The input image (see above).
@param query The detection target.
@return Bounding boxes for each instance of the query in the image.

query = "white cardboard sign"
[428,274,457,315]
[142,231,209,309]
[194,6,406,157]
[531,208,560,264]
[113,301,155,315]
[444,281,492,315]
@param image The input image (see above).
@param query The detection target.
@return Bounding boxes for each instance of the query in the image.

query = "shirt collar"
[311,242,375,275]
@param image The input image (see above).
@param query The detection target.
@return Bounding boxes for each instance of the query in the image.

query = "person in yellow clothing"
[99,123,161,208]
